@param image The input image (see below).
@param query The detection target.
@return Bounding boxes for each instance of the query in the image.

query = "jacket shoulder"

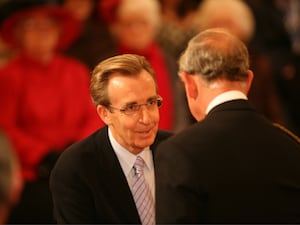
[56,127,107,165]
[151,130,173,150]
[157,129,173,138]
[273,123,300,144]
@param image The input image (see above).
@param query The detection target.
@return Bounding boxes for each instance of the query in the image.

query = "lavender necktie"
[132,156,155,225]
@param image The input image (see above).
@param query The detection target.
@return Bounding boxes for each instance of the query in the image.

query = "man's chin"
[136,137,155,149]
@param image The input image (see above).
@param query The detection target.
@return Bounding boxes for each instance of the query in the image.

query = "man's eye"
[148,99,156,106]
[125,104,139,111]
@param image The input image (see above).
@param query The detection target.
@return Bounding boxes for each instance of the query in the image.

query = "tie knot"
[133,156,144,176]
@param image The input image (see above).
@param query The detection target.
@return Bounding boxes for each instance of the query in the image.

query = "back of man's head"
[179,28,249,83]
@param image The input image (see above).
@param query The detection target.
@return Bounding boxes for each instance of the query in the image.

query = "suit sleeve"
[155,140,205,223]
[49,151,96,224]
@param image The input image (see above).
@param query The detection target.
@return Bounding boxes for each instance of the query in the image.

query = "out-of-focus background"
[0,0,299,224]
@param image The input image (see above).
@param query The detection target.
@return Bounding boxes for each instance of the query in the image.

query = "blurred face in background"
[114,11,157,51]
[111,0,160,51]
[16,13,60,60]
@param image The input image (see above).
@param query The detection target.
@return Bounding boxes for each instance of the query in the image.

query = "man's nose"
[138,105,151,124]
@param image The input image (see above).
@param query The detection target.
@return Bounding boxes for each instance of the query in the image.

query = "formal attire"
[50,126,172,224]
[155,91,300,224]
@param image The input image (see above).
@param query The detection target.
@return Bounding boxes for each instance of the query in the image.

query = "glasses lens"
[157,98,162,107]
[110,97,163,115]
[124,104,140,114]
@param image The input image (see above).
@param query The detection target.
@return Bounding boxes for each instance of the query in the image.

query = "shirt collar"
[206,90,247,114]
[108,128,153,177]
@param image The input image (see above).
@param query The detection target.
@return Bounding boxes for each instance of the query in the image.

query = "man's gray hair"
[179,28,249,82]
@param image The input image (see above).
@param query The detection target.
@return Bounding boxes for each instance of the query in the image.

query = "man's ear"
[245,70,254,94]
[180,72,198,99]
[96,105,110,125]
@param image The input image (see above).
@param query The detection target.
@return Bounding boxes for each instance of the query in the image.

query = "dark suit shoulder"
[157,129,173,139]
[62,127,105,156]
[52,127,108,173]
[151,129,173,150]
[159,122,200,144]
[273,123,300,144]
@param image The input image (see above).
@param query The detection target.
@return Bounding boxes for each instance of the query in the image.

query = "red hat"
[0,4,81,50]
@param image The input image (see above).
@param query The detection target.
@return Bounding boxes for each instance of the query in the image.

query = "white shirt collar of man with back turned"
[107,127,153,180]
[205,90,248,115]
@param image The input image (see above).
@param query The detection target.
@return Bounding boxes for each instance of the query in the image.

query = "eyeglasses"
[108,96,163,116]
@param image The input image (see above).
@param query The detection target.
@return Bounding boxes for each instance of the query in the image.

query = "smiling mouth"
[137,129,152,135]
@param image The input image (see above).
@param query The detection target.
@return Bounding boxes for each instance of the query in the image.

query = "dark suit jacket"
[50,126,172,224]
[155,99,300,224]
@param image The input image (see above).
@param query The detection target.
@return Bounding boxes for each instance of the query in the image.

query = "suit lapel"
[93,128,172,223]
[95,127,141,223]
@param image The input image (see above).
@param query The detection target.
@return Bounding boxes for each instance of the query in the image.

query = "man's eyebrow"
[147,95,159,101]
[123,95,159,106]
[123,101,138,106]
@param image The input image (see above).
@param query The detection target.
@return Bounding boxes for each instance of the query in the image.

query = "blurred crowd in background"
[0,0,299,223]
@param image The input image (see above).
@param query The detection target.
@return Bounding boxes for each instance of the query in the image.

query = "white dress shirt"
[108,128,155,201]
[206,90,248,115]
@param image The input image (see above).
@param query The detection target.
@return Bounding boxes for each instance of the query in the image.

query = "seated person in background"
[0,0,103,223]
[50,54,172,224]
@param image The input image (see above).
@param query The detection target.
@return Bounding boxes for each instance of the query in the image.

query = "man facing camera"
[155,28,300,224]
[50,54,172,224]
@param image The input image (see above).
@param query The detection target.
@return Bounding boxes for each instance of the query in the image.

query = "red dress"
[0,54,103,181]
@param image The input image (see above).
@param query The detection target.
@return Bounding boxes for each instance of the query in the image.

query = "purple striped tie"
[132,156,155,225]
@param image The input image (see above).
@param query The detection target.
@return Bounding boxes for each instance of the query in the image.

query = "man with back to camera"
[50,54,172,224]
[155,28,300,224]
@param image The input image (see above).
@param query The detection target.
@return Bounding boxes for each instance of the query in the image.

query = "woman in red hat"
[0,1,103,223]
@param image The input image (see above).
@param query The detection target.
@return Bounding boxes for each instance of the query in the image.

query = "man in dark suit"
[155,28,300,224]
[50,54,172,224]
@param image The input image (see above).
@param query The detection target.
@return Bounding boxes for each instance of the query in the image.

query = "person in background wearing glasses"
[50,54,172,224]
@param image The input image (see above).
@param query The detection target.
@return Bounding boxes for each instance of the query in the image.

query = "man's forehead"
[107,72,157,104]
[108,71,155,86]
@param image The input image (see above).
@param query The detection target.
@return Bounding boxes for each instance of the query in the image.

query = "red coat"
[0,54,103,181]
